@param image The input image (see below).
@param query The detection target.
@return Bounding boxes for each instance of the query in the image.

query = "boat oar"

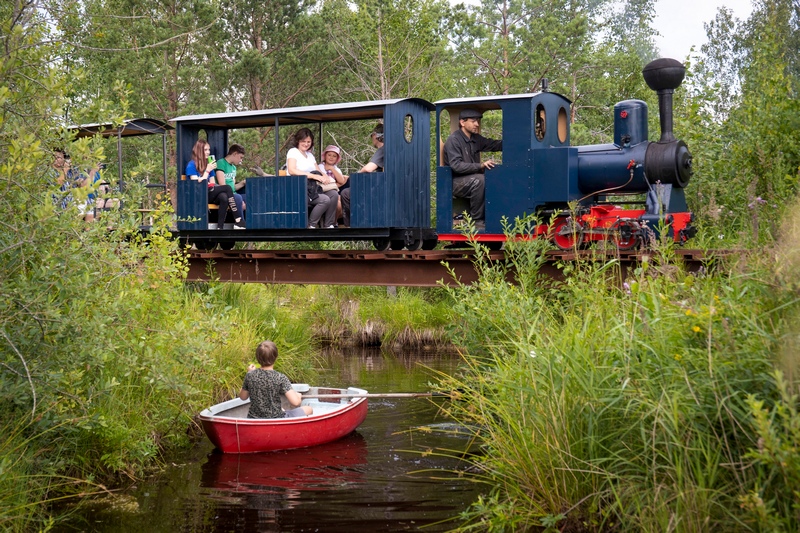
[300,392,455,399]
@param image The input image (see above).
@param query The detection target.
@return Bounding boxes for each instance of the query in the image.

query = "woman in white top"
[286,128,339,228]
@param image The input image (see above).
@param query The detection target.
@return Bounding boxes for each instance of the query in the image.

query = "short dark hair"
[371,124,384,142]
[255,340,279,367]
[290,128,315,149]
[228,144,245,156]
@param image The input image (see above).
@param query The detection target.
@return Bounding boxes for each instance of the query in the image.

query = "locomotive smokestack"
[642,58,685,143]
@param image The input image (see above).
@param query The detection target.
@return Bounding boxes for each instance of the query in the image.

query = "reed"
[438,215,798,531]
[213,283,455,349]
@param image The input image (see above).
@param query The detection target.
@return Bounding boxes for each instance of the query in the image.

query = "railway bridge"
[185,248,723,287]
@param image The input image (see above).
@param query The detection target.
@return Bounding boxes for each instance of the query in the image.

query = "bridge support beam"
[184,249,718,287]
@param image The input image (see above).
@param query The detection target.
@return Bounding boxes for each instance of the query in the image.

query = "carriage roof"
[70,118,172,138]
[170,98,435,129]
[434,92,571,114]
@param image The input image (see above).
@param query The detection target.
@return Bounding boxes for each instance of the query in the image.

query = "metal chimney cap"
[643,58,686,92]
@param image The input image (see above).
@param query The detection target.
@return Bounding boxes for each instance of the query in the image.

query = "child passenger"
[239,340,313,419]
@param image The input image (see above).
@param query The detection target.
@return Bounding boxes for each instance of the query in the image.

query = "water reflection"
[201,432,368,493]
[54,347,481,532]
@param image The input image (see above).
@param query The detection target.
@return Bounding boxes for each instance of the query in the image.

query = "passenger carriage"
[69,118,172,225]
[171,99,438,251]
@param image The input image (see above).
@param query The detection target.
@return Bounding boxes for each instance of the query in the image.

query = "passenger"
[358,123,385,173]
[318,145,348,189]
[239,340,313,419]
[185,139,245,229]
[215,143,246,215]
[340,124,384,227]
[286,128,338,229]
[51,149,82,210]
[83,163,119,222]
[318,145,348,221]
[442,109,502,230]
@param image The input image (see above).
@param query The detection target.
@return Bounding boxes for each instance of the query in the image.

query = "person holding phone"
[186,139,245,229]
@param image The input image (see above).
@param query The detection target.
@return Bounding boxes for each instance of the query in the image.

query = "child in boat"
[239,340,313,419]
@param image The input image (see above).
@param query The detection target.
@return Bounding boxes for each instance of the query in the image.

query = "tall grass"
[438,215,800,531]
[213,283,455,350]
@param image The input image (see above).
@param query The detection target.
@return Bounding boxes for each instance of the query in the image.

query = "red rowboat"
[199,385,369,453]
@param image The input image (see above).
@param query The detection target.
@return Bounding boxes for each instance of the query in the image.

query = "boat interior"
[205,386,368,419]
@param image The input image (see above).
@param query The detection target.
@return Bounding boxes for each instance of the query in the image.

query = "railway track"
[185,248,733,287]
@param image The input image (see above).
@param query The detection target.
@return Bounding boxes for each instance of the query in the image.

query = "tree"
[214,0,339,111]
[447,0,660,144]
[320,0,454,101]
[682,0,800,242]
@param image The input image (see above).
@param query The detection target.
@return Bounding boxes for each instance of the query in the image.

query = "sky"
[653,0,754,60]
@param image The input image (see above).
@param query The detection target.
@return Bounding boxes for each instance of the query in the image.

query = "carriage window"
[438,110,451,165]
[558,107,568,144]
[535,104,546,141]
[404,114,413,143]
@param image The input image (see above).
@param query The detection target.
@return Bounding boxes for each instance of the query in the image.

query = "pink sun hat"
[322,145,342,164]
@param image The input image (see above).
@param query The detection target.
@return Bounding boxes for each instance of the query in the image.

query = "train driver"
[442,109,502,230]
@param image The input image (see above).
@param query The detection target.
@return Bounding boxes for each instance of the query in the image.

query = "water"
[55,348,483,532]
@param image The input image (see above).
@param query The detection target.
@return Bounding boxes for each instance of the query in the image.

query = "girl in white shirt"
[286,128,339,228]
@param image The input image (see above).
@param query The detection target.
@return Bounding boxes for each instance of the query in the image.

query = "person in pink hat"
[318,144,349,223]
[318,145,348,188]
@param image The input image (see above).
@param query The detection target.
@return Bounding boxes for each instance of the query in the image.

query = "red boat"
[199,385,369,453]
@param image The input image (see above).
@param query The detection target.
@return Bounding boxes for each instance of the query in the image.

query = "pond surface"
[55,348,484,532]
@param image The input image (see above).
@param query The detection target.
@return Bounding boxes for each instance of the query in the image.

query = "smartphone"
[208,155,216,163]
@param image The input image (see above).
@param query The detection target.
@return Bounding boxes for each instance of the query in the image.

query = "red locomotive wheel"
[551,217,582,251]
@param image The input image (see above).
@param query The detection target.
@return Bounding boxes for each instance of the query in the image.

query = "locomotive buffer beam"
[184,249,723,287]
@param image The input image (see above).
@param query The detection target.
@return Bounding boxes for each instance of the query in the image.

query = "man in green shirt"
[215,144,247,216]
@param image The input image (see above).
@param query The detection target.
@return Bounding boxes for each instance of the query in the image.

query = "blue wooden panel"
[175,125,228,181]
[246,175,307,229]
[350,172,389,228]
[532,147,579,207]
[435,166,454,233]
[499,100,532,167]
[485,165,533,233]
[177,179,208,230]
[381,101,431,228]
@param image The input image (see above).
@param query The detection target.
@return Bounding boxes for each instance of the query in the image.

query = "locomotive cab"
[434,91,577,240]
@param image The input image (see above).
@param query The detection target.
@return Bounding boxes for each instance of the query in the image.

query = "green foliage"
[440,224,799,530]
[1,6,258,527]
[681,0,800,244]
[742,371,800,531]
[211,283,455,351]
[320,0,454,101]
